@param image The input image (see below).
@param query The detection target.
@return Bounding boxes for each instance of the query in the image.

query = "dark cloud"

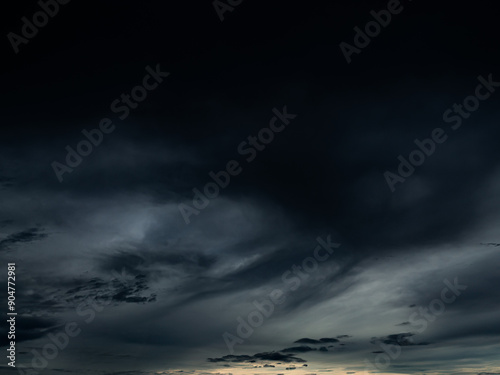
[253,351,306,363]
[0,227,47,251]
[281,346,317,353]
[293,338,322,344]
[99,249,218,276]
[0,176,13,188]
[62,274,156,306]
[207,352,306,364]
[291,337,339,348]
[319,338,339,343]
[370,333,431,347]
[0,316,59,345]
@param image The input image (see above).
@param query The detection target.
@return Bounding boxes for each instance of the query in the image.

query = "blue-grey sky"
[1,1,500,375]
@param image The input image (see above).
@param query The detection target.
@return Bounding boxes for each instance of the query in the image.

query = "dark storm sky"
[1,1,500,375]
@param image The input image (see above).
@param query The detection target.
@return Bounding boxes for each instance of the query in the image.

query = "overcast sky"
[1,1,500,375]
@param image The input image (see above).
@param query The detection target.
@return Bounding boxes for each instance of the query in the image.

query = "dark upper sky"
[1,1,500,375]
